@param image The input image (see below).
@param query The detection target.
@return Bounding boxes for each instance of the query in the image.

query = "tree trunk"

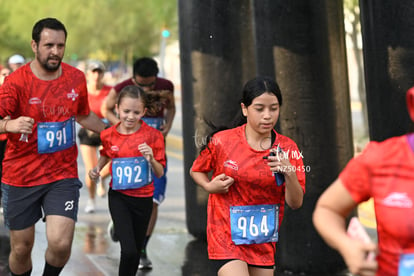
[178,0,256,239]
[271,1,353,274]
[360,0,414,141]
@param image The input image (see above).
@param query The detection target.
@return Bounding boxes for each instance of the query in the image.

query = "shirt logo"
[29,97,42,104]
[111,145,120,152]
[224,160,238,171]
[67,89,79,101]
[381,192,413,208]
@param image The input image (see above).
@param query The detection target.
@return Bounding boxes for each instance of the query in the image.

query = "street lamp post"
[159,29,170,77]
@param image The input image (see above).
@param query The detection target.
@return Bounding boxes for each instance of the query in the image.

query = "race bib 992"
[111,156,152,190]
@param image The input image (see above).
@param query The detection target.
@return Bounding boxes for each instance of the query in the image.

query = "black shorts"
[78,128,101,146]
[1,178,82,230]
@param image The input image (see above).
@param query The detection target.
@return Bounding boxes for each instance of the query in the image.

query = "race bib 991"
[37,117,76,154]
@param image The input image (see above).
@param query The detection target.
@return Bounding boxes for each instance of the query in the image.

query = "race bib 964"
[230,204,279,245]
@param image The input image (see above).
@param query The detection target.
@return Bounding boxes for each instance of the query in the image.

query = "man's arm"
[101,87,120,125]
[0,116,34,134]
[162,91,176,137]
[77,112,106,133]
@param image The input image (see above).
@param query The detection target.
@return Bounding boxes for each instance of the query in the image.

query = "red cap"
[407,87,414,122]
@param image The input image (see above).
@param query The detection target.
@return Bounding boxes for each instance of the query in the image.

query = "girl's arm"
[149,157,164,178]
[313,179,377,275]
[266,152,304,209]
[283,168,304,209]
[189,169,234,194]
[138,143,164,178]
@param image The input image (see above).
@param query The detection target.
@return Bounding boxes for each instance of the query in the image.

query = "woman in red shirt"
[78,61,112,213]
[313,88,414,276]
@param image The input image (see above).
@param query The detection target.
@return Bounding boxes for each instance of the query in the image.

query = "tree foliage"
[0,0,177,65]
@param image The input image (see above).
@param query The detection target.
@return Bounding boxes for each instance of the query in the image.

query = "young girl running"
[89,85,165,276]
[190,76,306,276]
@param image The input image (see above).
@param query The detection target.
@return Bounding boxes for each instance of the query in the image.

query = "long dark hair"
[201,76,283,151]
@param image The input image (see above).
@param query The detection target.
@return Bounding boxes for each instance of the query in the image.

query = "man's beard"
[42,58,61,72]
[37,53,61,72]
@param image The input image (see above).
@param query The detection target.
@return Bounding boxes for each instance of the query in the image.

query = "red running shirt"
[340,135,414,276]
[88,85,112,119]
[191,125,306,266]
[99,121,166,198]
[0,63,90,186]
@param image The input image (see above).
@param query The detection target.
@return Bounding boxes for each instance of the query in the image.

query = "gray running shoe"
[138,254,153,270]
